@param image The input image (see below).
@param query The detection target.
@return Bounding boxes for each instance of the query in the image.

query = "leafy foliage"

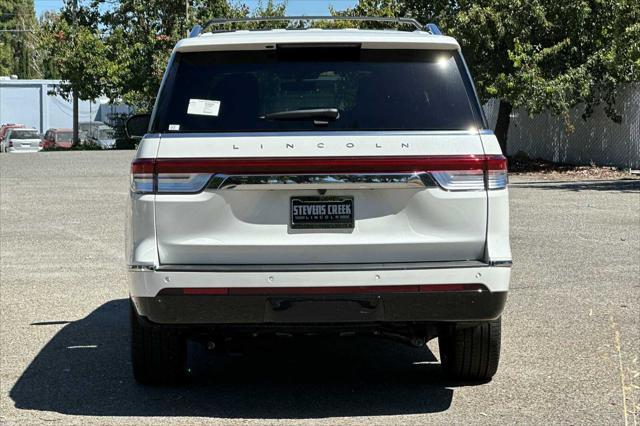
[39,15,117,101]
[1,0,39,77]
[337,0,640,133]
[40,0,287,110]
[31,0,639,150]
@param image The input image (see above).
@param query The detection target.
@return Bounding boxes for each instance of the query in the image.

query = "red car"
[0,124,25,145]
[41,128,73,149]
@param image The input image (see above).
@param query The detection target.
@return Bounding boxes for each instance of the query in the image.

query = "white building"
[0,78,131,132]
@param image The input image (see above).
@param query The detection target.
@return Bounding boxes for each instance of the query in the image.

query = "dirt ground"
[508,156,640,181]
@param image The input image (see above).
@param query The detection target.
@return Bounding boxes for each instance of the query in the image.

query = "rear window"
[56,132,73,142]
[152,48,483,133]
[10,130,40,139]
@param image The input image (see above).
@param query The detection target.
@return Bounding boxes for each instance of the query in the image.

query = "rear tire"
[438,317,501,381]
[130,299,187,385]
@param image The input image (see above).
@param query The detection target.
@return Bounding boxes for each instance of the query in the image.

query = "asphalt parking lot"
[1,151,638,425]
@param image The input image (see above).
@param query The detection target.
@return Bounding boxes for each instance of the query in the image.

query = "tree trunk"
[494,100,512,155]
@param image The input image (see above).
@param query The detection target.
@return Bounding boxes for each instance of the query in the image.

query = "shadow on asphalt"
[10,299,461,418]
[511,178,640,193]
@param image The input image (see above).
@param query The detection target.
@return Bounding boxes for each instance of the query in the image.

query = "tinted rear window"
[152,48,483,133]
[11,130,40,139]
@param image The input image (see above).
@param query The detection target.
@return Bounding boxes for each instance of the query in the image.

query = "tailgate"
[153,133,488,265]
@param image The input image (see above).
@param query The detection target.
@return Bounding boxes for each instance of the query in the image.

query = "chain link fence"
[483,84,640,169]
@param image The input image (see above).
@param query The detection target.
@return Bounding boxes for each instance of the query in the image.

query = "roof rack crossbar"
[190,16,428,37]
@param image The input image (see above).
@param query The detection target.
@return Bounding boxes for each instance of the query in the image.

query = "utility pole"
[72,0,79,146]
[185,0,189,36]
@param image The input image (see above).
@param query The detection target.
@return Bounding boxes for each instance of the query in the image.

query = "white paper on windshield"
[187,99,221,116]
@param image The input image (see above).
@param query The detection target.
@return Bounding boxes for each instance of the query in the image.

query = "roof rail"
[189,16,434,37]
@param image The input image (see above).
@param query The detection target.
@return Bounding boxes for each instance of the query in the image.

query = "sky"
[34,0,359,18]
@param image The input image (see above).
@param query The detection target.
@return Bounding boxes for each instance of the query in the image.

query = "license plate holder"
[290,196,354,229]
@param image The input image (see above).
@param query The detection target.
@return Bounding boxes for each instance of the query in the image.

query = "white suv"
[125,17,511,384]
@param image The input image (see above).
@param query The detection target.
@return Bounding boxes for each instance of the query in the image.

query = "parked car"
[0,123,25,146]
[126,17,511,385]
[1,128,42,153]
[78,121,104,143]
[41,128,73,149]
[87,125,116,149]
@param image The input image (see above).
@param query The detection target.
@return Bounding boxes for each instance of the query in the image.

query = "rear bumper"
[132,291,507,325]
[128,262,510,325]
[7,147,42,153]
[128,262,511,297]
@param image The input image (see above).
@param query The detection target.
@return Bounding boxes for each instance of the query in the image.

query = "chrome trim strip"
[156,260,490,273]
[209,173,437,190]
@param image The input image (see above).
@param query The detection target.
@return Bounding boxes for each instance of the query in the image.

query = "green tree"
[335,0,640,152]
[39,16,117,101]
[40,0,287,111]
[1,0,40,78]
[327,0,403,27]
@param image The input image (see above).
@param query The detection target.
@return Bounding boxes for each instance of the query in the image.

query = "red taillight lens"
[131,159,155,193]
[153,156,488,174]
[131,155,508,194]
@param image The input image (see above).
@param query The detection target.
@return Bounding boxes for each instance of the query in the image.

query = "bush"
[42,141,104,151]
[74,141,103,150]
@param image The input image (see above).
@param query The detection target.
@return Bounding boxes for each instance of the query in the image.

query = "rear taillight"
[130,155,508,194]
[430,170,485,191]
[131,159,211,194]
[428,155,507,191]
[131,159,155,193]
[156,173,213,193]
[485,156,508,190]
